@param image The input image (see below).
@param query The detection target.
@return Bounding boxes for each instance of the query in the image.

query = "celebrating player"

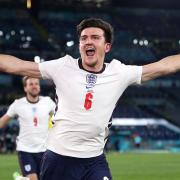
[0,76,55,180]
[0,18,180,180]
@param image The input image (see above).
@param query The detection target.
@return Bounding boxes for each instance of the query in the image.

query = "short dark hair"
[77,18,114,44]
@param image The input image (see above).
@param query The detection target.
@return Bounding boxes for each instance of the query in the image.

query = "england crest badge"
[86,74,97,89]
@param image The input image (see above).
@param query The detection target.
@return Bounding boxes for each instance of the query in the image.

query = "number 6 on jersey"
[84,92,93,110]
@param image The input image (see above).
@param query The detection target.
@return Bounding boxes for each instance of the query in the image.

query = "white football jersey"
[39,55,142,158]
[6,96,55,152]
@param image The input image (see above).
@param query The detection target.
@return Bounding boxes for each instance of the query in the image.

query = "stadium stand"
[0,0,180,153]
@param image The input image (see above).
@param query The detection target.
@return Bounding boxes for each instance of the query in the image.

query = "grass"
[107,152,180,180]
[0,154,20,180]
[0,152,180,180]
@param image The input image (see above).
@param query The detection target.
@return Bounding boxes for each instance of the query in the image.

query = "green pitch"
[0,154,20,180]
[0,152,180,180]
[107,152,180,180]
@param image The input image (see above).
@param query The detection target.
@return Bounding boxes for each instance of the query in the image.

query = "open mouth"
[85,48,95,56]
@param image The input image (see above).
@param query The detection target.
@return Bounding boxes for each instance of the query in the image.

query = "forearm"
[0,55,23,74]
[0,119,6,128]
[142,54,180,82]
[159,54,180,74]
[0,115,11,129]
[0,54,41,78]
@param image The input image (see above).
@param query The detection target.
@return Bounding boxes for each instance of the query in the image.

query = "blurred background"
[0,0,180,155]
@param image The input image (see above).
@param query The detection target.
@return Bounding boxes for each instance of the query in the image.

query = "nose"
[32,83,38,88]
[85,37,93,44]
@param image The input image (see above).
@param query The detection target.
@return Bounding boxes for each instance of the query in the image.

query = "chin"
[86,57,97,65]
[32,94,39,97]
[85,61,97,68]
[30,92,39,97]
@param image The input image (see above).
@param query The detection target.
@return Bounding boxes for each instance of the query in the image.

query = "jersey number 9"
[33,117,38,127]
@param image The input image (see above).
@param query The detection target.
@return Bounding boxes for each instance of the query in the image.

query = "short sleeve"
[110,60,142,86]
[125,65,142,85]
[6,100,17,118]
[38,55,68,80]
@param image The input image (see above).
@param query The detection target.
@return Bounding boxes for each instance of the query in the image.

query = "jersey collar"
[26,97,40,104]
[78,58,106,74]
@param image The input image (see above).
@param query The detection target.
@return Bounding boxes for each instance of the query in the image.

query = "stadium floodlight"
[20,30,25,35]
[139,40,143,46]
[22,42,30,49]
[0,30,3,36]
[133,39,138,45]
[66,40,74,47]
[34,56,41,63]
[144,40,149,46]
[11,30,16,36]
[26,36,32,41]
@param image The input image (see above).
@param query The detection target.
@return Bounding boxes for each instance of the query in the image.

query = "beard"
[28,91,40,98]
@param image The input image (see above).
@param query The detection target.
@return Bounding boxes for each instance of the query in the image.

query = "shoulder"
[107,59,124,66]
[38,55,77,79]
[39,96,54,103]
[39,55,77,72]
[107,59,141,70]
[105,59,142,80]
[12,97,26,104]
[8,97,26,109]
[63,54,78,66]
[53,54,79,71]
[42,55,76,65]
[105,59,126,71]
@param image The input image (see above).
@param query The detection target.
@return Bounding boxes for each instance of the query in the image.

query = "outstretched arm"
[0,114,11,128]
[142,55,180,82]
[0,54,41,78]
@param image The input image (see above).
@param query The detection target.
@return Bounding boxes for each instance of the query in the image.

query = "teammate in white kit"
[0,18,180,179]
[0,76,55,180]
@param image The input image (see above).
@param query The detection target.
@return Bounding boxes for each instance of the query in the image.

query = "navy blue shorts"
[40,150,112,180]
[17,151,44,177]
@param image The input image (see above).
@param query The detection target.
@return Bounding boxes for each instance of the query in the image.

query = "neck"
[82,62,103,72]
[26,94,39,103]
[79,58,106,74]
